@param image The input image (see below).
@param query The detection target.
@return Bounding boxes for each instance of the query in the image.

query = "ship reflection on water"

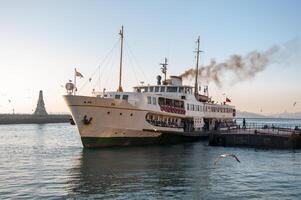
[65,141,301,199]
[66,144,213,199]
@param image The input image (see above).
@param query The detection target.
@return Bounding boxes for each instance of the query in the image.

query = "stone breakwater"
[0,114,71,125]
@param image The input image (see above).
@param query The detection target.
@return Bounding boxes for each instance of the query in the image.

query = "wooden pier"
[209,126,301,149]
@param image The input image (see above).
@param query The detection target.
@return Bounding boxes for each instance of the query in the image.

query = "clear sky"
[0,0,300,114]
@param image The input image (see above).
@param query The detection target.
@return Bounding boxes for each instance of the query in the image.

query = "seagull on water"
[214,153,240,165]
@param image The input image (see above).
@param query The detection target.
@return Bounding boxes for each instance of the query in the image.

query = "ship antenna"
[117,26,124,92]
[194,36,203,97]
[160,57,168,83]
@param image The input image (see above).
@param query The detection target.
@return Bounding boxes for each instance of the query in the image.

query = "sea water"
[0,120,300,199]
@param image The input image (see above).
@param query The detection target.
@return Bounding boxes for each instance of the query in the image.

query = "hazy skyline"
[0,0,300,114]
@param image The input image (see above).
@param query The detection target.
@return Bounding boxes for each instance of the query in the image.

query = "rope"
[124,47,140,86]
[124,39,151,84]
[77,39,120,93]
[102,49,118,90]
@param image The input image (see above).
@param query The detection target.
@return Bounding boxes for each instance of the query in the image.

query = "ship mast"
[117,26,124,92]
[194,36,202,97]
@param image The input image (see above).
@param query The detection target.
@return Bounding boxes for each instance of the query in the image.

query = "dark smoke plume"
[180,39,300,87]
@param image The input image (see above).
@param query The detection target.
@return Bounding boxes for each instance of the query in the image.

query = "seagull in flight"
[214,153,240,165]
[293,101,297,107]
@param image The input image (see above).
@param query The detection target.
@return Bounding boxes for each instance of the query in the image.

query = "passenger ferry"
[64,27,236,148]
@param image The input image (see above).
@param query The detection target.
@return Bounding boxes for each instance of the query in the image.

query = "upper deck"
[133,85,193,95]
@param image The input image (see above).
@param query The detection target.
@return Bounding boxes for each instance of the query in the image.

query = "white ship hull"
[64,95,199,147]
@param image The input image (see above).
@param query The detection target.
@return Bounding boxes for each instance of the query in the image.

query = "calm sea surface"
[0,119,301,199]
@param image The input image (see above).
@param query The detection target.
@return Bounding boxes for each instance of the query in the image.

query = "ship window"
[152,97,157,105]
[187,103,189,110]
[147,96,152,104]
[122,95,129,101]
[150,87,154,92]
[167,86,177,92]
[115,95,121,99]
[180,101,184,108]
[166,99,172,106]
[158,97,165,105]
[179,87,184,93]
[197,105,200,111]
[160,86,165,92]
[155,86,159,92]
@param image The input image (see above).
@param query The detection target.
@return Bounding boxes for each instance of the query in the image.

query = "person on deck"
[242,118,246,129]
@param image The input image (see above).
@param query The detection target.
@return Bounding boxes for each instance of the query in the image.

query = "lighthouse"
[33,90,48,116]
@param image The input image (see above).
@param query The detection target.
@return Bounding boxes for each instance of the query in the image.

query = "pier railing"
[220,123,301,135]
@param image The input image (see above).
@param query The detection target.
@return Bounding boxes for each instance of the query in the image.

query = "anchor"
[82,115,93,125]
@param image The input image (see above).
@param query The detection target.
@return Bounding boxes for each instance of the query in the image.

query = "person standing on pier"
[243,118,246,129]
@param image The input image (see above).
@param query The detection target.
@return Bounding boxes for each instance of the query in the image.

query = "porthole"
[130,113,133,116]
[107,111,110,114]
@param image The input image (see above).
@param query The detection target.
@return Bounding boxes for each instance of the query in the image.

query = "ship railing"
[146,119,183,129]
